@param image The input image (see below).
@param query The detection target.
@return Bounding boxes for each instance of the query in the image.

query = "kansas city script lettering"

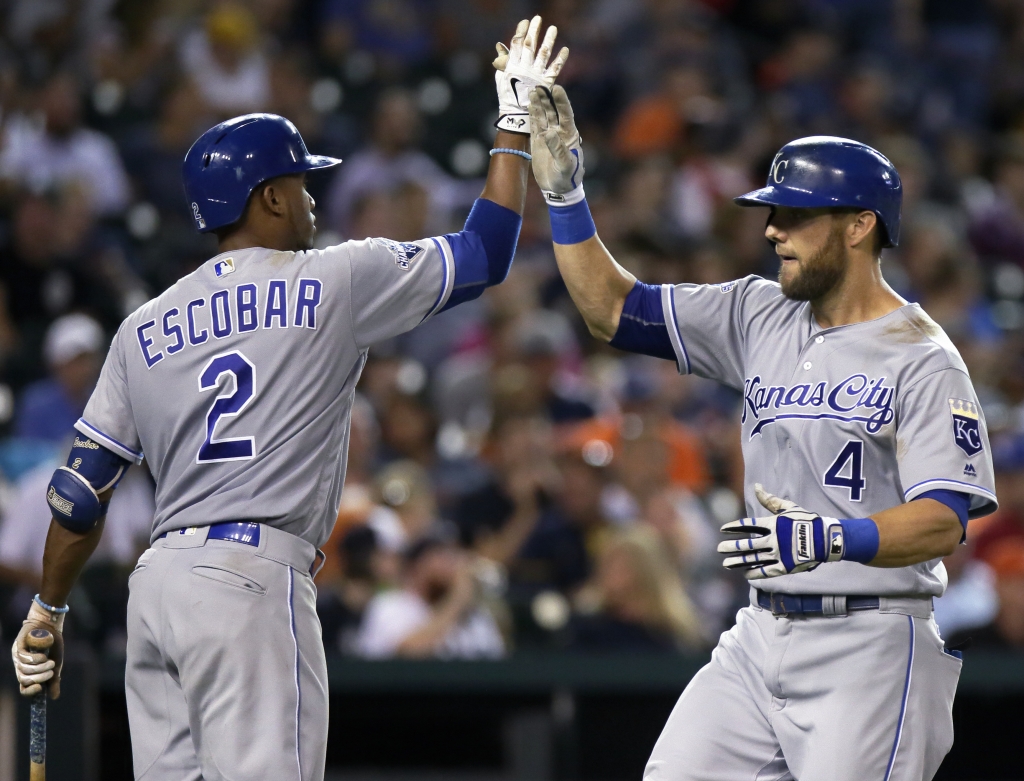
[742,374,895,434]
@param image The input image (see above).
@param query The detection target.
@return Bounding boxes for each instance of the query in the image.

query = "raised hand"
[493,16,569,135]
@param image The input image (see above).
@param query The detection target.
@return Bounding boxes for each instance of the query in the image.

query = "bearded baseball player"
[527,85,997,780]
[10,18,565,780]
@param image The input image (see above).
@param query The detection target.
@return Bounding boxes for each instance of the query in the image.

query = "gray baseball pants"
[645,596,961,781]
[125,524,328,781]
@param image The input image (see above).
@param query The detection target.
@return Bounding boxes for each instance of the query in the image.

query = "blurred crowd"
[2,0,1024,661]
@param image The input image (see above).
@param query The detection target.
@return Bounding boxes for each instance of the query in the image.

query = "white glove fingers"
[19,682,43,697]
[18,668,55,684]
[493,42,509,71]
[522,16,542,67]
[719,517,771,535]
[534,24,558,73]
[716,537,770,554]
[544,47,570,84]
[755,483,796,513]
[551,85,576,131]
[508,19,529,65]
[528,91,549,133]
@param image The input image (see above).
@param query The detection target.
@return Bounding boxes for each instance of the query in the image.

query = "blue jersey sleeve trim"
[74,418,144,464]
[421,237,454,322]
[660,285,691,374]
[903,478,997,520]
[439,198,522,313]
[915,489,971,531]
[609,281,676,361]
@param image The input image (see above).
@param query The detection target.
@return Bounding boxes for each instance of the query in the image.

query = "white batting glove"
[718,484,844,580]
[528,85,585,206]
[11,600,65,698]
[493,16,569,135]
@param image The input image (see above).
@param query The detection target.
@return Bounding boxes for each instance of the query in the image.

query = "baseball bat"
[25,628,52,781]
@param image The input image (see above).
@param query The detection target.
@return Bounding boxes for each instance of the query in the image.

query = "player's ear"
[847,210,878,250]
[257,181,287,218]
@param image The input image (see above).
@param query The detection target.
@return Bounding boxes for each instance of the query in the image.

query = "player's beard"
[778,223,848,301]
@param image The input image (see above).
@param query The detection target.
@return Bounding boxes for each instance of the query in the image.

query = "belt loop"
[822,595,848,616]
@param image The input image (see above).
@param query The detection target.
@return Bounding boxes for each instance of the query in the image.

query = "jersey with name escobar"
[78,237,455,548]
[662,275,997,598]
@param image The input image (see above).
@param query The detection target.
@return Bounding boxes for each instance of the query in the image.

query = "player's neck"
[810,254,906,329]
[217,226,299,254]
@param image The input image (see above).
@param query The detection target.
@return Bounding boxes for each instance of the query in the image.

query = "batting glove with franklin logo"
[718,484,845,579]
[492,16,568,135]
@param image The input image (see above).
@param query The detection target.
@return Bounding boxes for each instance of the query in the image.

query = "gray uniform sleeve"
[75,324,144,464]
[661,276,782,389]
[346,236,455,349]
[896,368,997,518]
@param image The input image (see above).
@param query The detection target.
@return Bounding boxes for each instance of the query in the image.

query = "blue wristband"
[549,199,596,245]
[839,518,880,563]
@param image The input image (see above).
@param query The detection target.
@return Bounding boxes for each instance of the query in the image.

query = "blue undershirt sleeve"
[916,489,972,536]
[608,281,676,361]
[439,198,522,312]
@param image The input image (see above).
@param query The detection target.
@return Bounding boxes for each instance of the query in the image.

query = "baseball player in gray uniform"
[11,17,566,781]
[526,85,997,780]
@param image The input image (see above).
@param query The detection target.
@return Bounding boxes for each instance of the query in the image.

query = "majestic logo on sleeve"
[949,399,983,457]
[373,238,424,270]
[742,374,895,436]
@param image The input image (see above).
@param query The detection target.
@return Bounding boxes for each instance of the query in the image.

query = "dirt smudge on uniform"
[882,310,943,344]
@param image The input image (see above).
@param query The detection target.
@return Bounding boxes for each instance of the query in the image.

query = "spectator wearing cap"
[354,535,505,659]
[317,525,387,654]
[511,310,595,425]
[13,313,103,442]
[178,3,271,113]
[0,72,131,216]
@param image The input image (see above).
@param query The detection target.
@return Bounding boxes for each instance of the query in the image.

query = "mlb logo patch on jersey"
[720,282,737,293]
[373,238,423,270]
[213,257,236,277]
[949,398,983,457]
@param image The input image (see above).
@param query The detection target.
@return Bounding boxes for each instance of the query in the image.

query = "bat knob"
[29,629,50,639]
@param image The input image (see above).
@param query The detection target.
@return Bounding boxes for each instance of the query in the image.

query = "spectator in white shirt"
[0,72,131,216]
[355,536,505,659]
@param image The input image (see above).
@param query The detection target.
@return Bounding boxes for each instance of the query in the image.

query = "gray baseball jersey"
[660,275,997,598]
[77,236,455,548]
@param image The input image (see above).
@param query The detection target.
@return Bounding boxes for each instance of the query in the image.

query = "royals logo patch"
[949,399,983,457]
[373,238,424,270]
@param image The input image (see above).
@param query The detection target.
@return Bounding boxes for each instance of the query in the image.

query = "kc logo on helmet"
[949,398,983,457]
[772,157,789,184]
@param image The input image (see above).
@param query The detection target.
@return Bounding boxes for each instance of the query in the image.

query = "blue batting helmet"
[734,136,902,247]
[182,113,342,233]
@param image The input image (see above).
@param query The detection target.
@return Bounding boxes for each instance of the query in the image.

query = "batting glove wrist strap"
[544,184,585,206]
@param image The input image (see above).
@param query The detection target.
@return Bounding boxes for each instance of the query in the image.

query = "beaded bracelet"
[490,147,532,161]
[34,594,70,614]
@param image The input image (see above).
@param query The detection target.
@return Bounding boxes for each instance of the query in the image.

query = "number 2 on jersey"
[823,440,865,501]
[197,351,256,463]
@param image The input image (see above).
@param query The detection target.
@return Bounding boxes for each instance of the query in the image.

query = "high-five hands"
[493,16,569,135]
[718,484,845,580]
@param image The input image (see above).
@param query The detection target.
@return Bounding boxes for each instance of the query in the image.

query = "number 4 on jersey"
[823,440,865,501]
[197,351,256,463]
